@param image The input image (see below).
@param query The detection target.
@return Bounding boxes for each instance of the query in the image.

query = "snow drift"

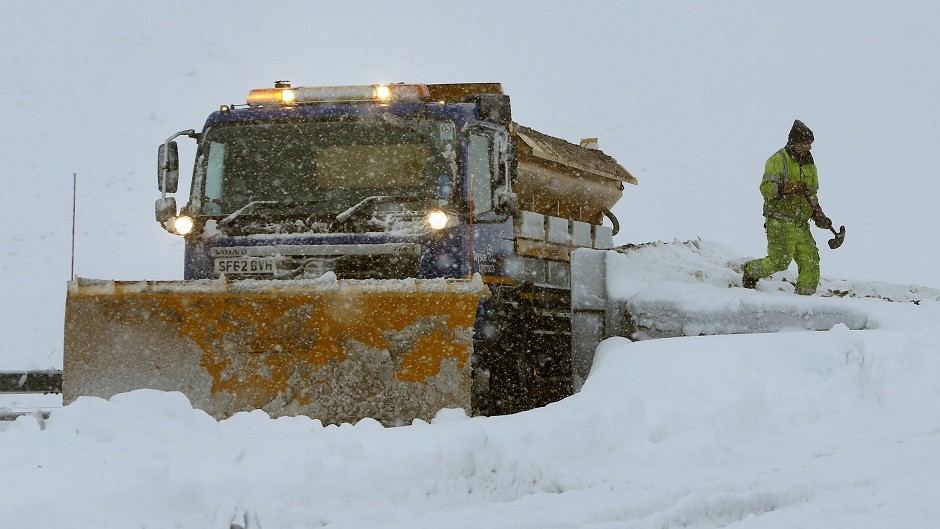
[3,241,940,528]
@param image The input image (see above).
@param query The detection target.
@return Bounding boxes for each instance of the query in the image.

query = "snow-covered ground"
[3,2,940,527]
[607,240,940,338]
[3,241,940,528]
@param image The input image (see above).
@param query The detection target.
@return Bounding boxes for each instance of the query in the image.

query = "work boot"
[742,272,757,290]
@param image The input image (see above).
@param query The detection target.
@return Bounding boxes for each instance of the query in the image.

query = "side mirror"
[158,141,180,193]
[155,197,177,223]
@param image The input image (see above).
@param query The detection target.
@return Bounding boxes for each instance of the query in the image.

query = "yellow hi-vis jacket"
[760,148,819,224]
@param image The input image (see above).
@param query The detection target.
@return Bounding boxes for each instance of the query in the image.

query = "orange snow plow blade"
[63,276,488,425]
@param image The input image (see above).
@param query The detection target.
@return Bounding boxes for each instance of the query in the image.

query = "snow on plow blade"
[63,275,488,426]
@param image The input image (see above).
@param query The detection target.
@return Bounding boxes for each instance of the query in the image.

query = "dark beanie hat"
[788,119,814,144]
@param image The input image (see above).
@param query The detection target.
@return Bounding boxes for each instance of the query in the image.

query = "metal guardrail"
[0,410,54,421]
[0,370,62,421]
[0,370,63,394]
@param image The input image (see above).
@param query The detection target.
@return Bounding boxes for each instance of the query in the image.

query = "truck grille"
[286,254,420,280]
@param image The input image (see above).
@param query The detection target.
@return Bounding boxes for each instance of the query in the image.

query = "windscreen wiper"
[334,196,401,223]
[219,198,328,227]
[218,200,280,227]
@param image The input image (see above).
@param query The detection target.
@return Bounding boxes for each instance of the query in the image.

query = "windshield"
[197,119,451,217]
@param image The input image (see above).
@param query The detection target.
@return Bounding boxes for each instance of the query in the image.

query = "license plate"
[214,257,276,275]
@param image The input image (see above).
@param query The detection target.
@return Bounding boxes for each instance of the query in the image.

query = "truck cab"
[157,83,518,284]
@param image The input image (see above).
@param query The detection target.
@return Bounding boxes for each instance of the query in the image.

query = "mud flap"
[64,276,488,426]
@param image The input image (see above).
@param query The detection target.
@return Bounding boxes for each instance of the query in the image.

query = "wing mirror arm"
[157,129,197,198]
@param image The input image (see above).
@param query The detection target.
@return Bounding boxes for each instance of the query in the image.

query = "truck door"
[466,129,513,277]
[467,132,494,216]
[467,127,514,216]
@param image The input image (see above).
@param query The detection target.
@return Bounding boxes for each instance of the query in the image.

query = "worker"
[742,120,832,295]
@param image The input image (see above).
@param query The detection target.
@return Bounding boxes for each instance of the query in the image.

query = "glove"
[812,209,832,230]
[781,181,808,195]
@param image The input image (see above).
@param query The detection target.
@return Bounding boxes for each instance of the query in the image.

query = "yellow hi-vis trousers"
[744,217,820,295]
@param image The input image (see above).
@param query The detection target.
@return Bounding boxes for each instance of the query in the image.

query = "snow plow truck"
[62,82,636,425]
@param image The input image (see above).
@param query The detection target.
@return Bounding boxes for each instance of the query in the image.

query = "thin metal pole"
[71,172,77,280]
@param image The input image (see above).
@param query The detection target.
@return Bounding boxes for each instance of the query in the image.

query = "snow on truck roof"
[513,123,637,185]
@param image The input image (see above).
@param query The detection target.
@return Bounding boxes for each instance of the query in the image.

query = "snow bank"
[5,240,940,527]
[605,240,939,339]
[4,315,940,527]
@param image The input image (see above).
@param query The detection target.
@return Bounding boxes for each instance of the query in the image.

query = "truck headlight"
[427,210,449,230]
[171,215,194,236]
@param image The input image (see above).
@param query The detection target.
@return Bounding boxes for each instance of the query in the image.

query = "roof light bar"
[246,83,431,106]
[246,88,296,106]
[374,85,391,100]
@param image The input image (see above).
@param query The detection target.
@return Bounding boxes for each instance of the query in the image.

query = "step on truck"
[63,82,636,425]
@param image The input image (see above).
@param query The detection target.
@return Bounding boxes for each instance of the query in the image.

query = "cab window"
[467,134,493,214]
